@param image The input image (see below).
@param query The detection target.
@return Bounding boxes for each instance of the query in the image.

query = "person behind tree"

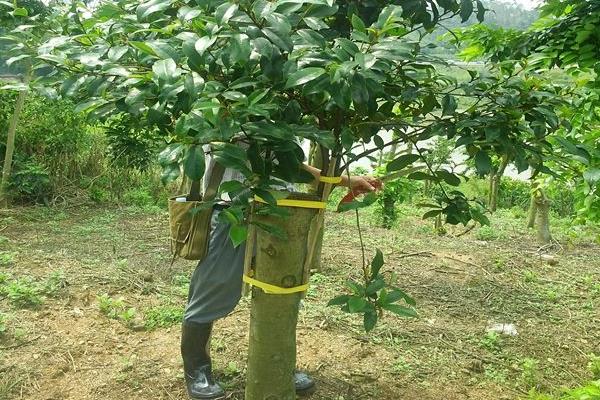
[180,151,380,399]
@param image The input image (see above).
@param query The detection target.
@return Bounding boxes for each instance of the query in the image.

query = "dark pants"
[184,210,246,324]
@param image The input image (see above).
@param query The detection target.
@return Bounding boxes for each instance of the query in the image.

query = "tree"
[451,0,600,232]
[3,0,570,398]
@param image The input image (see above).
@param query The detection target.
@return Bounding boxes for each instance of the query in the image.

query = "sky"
[506,0,543,9]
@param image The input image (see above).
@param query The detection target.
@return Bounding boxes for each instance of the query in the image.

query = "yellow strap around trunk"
[254,196,326,209]
[319,176,343,184]
[243,274,309,295]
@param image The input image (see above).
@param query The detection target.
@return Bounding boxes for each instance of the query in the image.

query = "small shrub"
[480,331,502,352]
[97,294,137,327]
[41,270,67,297]
[8,160,51,203]
[144,305,183,330]
[5,278,43,308]
[476,225,503,241]
[588,354,600,380]
[0,252,15,266]
[520,358,541,390]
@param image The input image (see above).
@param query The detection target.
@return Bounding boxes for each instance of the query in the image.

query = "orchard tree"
[2,0,570,398]
[453,0,600,227]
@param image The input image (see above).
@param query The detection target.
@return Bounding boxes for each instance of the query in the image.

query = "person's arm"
[302,164,379,192]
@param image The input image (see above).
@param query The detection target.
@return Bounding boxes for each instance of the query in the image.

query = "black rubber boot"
[295,370,316,394]
[181,322,225,400]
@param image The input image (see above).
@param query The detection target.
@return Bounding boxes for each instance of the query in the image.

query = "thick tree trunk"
[527,194,537,229]
[0,82,28,208]
[245,194,318,400]
[535,191,552,244]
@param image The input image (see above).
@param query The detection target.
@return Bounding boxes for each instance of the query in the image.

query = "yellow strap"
[243,274,309,295]
[319,176,343,184]
[254,196,326,209]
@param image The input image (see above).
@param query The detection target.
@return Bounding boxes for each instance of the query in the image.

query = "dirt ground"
[0,205,599,400]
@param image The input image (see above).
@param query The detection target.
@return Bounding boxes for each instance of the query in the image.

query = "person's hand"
[342,175,382,193]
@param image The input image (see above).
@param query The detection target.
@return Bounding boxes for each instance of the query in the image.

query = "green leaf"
[183,144,206,181]
[583,168,600,185]
[158,143,184,165]
[370,249,384,279]
[386,289,416,306]
[195,36,217,56]
[327,295,350,306]
[285,67,326,88]
[436,170,461,186]
[363,311,378,332]
[441,94,457,116]
[422,209,442,219]
[474,150,492,175]
[13,7,28,16]
[229,224,248,247]
[476,0,485,22]
[387,154,420,172]
[137,0,171,20]
[382,303,417,318]
[161,163,180,184]
[152,58,178,82]
[351,14,366,32]
[365,278,385,296]
[348,297,368,313]
[215,2,238,25]
[460,0,474,22]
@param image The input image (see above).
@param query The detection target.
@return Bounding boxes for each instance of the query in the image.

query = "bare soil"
[1,205,599,400]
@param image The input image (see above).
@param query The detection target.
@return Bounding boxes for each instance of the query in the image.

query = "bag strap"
[188,161,226,202]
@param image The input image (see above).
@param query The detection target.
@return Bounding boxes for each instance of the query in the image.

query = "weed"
[493,257,507,272]
[97,294,138,327]
[524,270,538,283]
[484,365,508,384]
[588,354,600,380]
[41,270,67,297]
[480,331,502,352]
[564,380,600,399]
[476,226,504,241]
[544,289,560,304]
[144,305,183,330]
[0,252,15,266]
[0,313,6,335]
[520,358,541,390]
[0,272,8,285]
[391,358,413,375]
[0,236,8,245]
[5,278,43,308]
[223,361,242,377]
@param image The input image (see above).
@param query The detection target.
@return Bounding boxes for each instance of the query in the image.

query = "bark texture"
[1,83,28,207]
[535,192,553,244]
[245,194,318,400]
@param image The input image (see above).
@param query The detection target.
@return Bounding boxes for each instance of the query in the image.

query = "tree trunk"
[245,194,318,400]
[535,190,552,244]
[307,142,326,271]
[527,194,537,229]
[489,155,508,213]
[0,80,29,208]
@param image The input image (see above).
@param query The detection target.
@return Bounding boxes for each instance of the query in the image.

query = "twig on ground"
[398,251,433,259]
[0,335,41,350]
[455,223,476,237]
[442,255,491,276]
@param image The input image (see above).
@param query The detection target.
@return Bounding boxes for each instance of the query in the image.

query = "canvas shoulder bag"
[168,163,225,262]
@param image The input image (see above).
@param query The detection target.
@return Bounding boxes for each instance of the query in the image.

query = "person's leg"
[181,209,315,398]
[182,210,245,399]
